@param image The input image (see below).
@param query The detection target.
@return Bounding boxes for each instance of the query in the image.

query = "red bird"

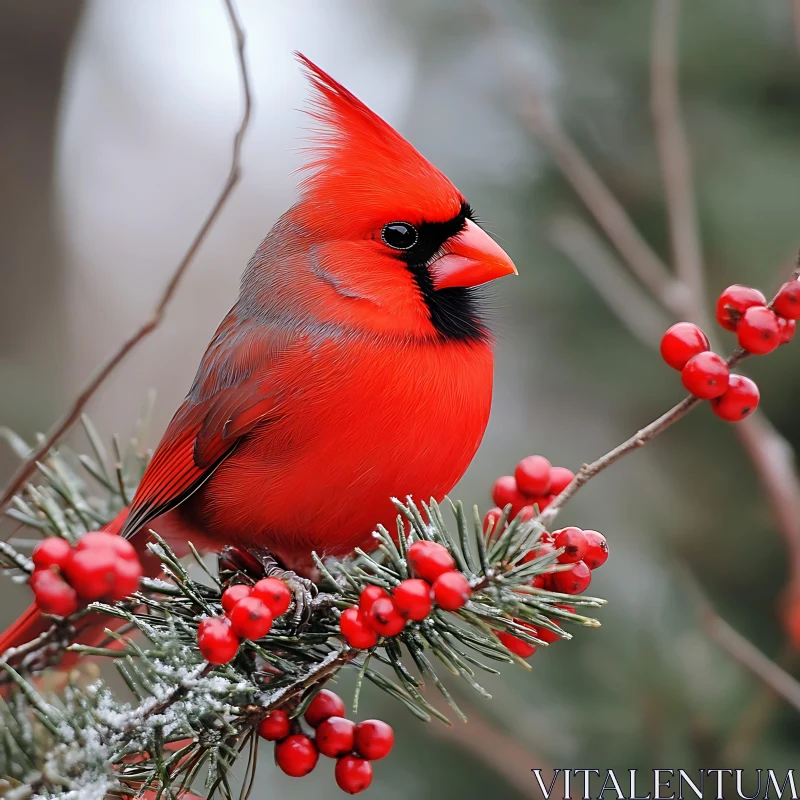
[0,54,515,655]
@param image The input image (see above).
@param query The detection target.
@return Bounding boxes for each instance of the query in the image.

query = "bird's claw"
[244,547,317,630]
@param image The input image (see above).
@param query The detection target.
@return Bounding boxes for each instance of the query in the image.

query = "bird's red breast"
[121,54,517,569]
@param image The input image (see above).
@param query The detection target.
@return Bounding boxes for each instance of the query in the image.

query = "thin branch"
[794,0,800,54]
[538,395,698,526]
[517,94,687,316]
[722,645,797,763]
[550,215,673,350]
[734,414,800,582]
[651,0,708,328]
[0,0,253,517]
[429,696,560,799]
[687,575,800,714]
[650,0,800,636]
[474,2,687,313]
[538,263,800,527]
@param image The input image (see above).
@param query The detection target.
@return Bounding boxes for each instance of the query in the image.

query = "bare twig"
[538,265,799,527]
[649,0,800,635]
[517,96,687,316]
[0,0,252,517]
[794,0,800,54]
[538,395,697,526]
[429,695,560,799]
[550,215,673,349]
[687,576,800,714]
[722,645,797,763]
[651,0,708,328]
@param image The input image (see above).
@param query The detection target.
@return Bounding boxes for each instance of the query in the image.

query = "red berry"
[496,630,536,658]
[228,596,273,640]
[680,352,730,399]
[304,689,346,728]
[275,734,318,777]
[335,755,373,794]
[772,281,800,320]
[483,507,504,536]
[660,322,710,370]
[31,537,72,571]
[549,466,575,495]
[75,531,138,561]
[106,556,143,601]
[392,578,432,621]
[64,547,119,601]
[359,585,390,616]
[258,710,291,741]
[551,561,592,594]
[315,716,356,758]
[514,455,552,497]
[30,569,79,616]
[339,607,378,649]
[490,476,527,516]
[716,284,767,331]
[407,540,455,583]
[221,584,252,614]
[354,719,394,760]
[583,530,609,570]
[432,570,471,611]
[737,306,781,355]
[533,622,562,644]
[368,597,407,637]
[197,617,240,664]
[523,540,556,564]
[518,505,536,522]
[778,316,796,345]
[251,577,292,618]
[553,527,588,564]
[711,374,760,422]
[530,575,546,589]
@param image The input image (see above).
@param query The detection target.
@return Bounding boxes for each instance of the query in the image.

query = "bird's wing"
[121,311,297,538]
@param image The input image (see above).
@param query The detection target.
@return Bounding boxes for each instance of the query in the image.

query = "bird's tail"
[0,507,133,667]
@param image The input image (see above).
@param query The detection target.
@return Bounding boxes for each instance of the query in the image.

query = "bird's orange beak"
[430,219,517,290]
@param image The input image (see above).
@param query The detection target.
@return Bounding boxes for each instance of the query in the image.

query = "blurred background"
[2,0,800,797]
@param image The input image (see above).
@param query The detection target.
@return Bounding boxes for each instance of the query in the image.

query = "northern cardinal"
[0,54,516,658]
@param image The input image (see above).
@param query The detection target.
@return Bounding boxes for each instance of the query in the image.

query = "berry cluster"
[257,688,393,794]
[196,578,292,665]
[482,454,610,658]
[495,526,608,658]
[339,540,471,649]
[489,455,575,519]
[29,532,143,617]
[660,280,800,421]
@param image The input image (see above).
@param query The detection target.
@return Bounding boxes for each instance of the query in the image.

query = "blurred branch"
[550,215,673,350]
[538,263,800,527]
[429,695,560,799]
[0,0,252,521]
[794,0,800,53]
[722,645,797,763]
[648,0,800,630]
[650,0,708,329]
[516,92,687,316]
[686,574,800,714]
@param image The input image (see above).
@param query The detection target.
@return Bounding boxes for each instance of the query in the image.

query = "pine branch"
[0,421,606,799]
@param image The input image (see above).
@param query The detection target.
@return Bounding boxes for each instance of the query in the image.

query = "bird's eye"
[381,221,418,251]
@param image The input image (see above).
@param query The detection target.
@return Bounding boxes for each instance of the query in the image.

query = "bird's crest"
[295,53,464,227]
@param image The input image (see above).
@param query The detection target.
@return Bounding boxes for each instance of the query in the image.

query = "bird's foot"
[246,548,317,629]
